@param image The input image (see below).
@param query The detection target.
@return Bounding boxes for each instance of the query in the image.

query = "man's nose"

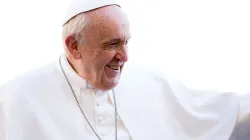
[115,45,128,62]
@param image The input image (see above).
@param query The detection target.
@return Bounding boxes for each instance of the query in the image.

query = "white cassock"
[1,0,250,139]
[0,54,250,140]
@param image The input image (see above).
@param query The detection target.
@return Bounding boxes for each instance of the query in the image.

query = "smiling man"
[63,3,130,91]
[1,0,250,140]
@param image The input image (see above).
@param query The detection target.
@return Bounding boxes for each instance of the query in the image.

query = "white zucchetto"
[62,0,121,25]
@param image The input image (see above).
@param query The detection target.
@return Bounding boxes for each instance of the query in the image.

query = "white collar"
[58,54,115,96]
[59,54,92,89]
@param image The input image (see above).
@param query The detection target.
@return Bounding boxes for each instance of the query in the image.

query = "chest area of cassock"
[7,73,239,140]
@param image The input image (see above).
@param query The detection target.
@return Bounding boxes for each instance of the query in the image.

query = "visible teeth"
[109,65,120,70]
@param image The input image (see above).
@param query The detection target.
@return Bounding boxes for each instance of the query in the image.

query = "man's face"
[76,6,131,90]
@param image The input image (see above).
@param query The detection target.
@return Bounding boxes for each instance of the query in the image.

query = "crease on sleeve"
[235,93,250,123]
[228,93,250,139]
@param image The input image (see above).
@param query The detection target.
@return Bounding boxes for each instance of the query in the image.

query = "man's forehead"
[86,5,126,26]
[84,6,130,40]
[84,6,130,42]
[62,0,122,26]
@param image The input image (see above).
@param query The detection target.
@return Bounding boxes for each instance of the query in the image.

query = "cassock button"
[100,133,106,137]
[97,117,105,124]
[96,102,101,107]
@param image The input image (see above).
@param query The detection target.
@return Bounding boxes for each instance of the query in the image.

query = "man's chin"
[102,77,120,90]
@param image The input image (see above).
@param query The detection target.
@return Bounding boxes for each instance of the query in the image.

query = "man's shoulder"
[122,63,162,79]
[120,63,169,87]
[0,62,60,98]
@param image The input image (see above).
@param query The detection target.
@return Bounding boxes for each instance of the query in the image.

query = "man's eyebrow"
[101,38,122,45]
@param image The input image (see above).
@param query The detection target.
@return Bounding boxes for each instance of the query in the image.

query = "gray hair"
[62,12,89,53]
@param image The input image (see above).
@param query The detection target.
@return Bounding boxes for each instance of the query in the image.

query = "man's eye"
[110,42,118,46]
[103,43,118,50]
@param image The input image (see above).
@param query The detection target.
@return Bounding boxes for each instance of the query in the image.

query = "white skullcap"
[62,0,121,26]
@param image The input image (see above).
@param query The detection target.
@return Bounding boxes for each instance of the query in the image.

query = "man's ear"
[65,34,81,59]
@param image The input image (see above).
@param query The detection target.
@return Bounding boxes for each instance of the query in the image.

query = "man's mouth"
[106,65,120,70]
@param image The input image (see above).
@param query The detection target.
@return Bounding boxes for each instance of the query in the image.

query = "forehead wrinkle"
[83,5,130,44]
[85,5,121,26]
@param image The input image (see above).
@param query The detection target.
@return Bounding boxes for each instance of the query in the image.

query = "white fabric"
[60,55,132,140]
[0,54,250,140]
[62,0,121,25]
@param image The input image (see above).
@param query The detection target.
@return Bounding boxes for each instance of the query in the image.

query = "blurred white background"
[0,0,250,94]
